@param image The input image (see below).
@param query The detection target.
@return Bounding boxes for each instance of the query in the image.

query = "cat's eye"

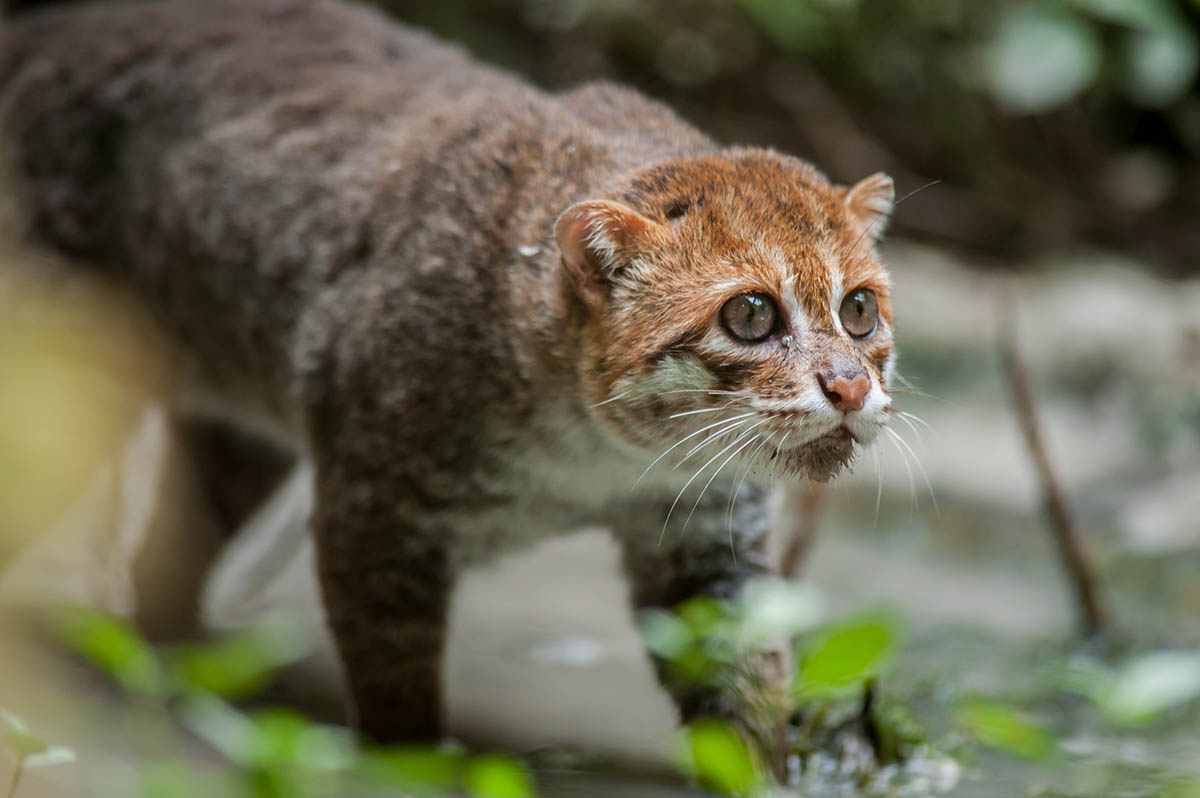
[839,288,878,338]
[721,293,778,342]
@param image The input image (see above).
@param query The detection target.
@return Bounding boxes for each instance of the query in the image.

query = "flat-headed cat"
[1,0,896,744]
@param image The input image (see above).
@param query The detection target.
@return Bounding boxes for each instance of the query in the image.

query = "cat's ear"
[556,200,663,309]
[844,172,894,241]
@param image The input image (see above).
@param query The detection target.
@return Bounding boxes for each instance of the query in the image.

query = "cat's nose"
[818,370,870,413]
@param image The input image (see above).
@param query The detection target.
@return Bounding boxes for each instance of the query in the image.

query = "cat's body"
[2,0,897,743]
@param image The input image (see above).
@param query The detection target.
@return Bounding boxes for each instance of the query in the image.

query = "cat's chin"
[775,434,858,482]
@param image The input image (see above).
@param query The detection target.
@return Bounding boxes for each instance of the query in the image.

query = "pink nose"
[818,372,870,413]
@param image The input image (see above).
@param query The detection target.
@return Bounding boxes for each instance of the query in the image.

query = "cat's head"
[556,148,895,482]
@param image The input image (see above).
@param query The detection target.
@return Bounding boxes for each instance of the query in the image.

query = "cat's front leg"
[615,483,793,766]
[311,473,452,743]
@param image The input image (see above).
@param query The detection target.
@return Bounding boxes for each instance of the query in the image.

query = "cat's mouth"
[772,424,858,481]
[815,424,857,444]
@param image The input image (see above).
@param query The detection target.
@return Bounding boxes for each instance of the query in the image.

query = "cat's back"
[1,0,537,259]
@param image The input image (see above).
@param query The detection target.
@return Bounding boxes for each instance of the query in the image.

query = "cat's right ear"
[556,200,663,310]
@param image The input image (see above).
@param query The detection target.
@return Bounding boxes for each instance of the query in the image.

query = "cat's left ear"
[844,172,894,240]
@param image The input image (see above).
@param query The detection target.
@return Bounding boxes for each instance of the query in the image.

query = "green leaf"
[168,617,308,700]
[178,694,259,766]
[360,747,462,792]
[637,608,695,662]
[463,755,534,798]
[795,613,900,698]
[676,597,733,639]
[985,7,1102,113]
[25,746,76,769]
[734,578,825,649]
[55,606,163,696]
[141,762,198,798]
[1096,651,1200,726]
[954,697,1056,761]
[2,708,47,759]
[685,719,761,796]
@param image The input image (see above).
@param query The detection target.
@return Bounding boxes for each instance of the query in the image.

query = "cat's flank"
[1,0,896,743]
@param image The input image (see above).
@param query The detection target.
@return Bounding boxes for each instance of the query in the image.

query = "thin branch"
[779,482,830,579]
[1000,301,1110,638]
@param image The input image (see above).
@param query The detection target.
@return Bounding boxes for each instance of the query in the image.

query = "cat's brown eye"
[839,288,878,338]
[721,293,778,342]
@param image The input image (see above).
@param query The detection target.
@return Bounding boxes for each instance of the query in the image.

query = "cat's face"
[558,149,895,483]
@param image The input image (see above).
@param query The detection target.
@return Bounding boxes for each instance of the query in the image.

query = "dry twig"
[1000,301,1110,638]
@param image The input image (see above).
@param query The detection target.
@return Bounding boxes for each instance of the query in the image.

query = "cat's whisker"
[889,410,924,444]
[661,388,757,398]
[884,425,940,517]
[668,407,726,419]
[896,409,934,434]
[882,426,917,513]
[677,416,754,466]
[724,426,790,537]
[590,390,630,408]
[726,428,777,534]
[682,429,763,541]
[659,422,765,546]
[631,412,755,491]
[872,440,883,527]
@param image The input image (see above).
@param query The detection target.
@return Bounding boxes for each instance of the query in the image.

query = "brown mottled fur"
[1,0,896,745]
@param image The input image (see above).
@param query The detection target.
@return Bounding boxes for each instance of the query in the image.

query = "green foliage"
[463,755,535,798]
[794,612,901,699]
[43,607,537,798]
[953,696,1057,761]
[1,710,46,761]
[358,747,461,792]
[2,708,75,798]
[167,617,307,700]
[683,718,762,796]
[1049,650,1200,726]
[56,606,165,696]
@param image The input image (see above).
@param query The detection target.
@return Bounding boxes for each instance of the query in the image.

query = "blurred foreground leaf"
[55,607,164,696]
[795,612,901,698]
[360,747,461,792]
[954,697,1056,761]
[734,578,825,649]
[168,615,308,699]
[1097,651,1200,726]
[684,719,761,796]
[464,755,534,798]
[1,709,46,759]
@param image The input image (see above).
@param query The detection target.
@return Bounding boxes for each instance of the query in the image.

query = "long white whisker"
[891,411,924,444]
[681,427,764,538]
[678,417,753,465]
[882,427,916,513]
[898,410,934,433]
[661,388,757,398]
[726,429,776,531]
[668,407,725,419]
[728,428,791,542]
[872,441,883,528]
[590,390,630,408]
[884,426,940,516]
[631,412,755,491]
[659,423,764,546]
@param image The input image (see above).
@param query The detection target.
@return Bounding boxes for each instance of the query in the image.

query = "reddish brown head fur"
[557,147,896,482]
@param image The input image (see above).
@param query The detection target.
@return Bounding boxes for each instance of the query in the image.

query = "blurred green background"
[370,0,1200,273]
